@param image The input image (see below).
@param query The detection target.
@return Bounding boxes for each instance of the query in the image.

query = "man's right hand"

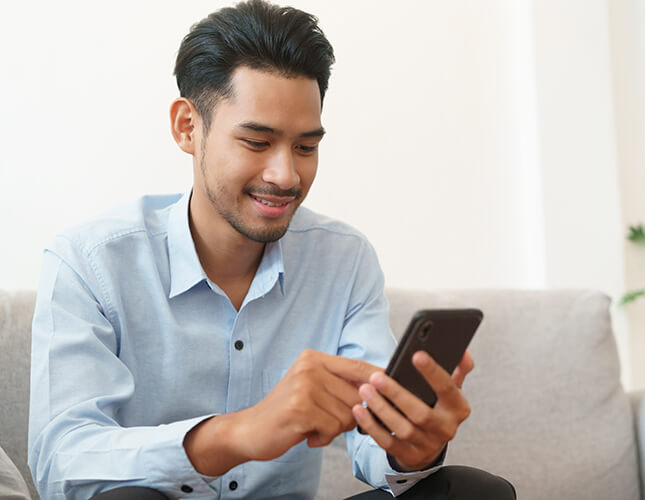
[183,349,381,476]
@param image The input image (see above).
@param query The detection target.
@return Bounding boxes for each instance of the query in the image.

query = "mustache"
[243,186,302,199]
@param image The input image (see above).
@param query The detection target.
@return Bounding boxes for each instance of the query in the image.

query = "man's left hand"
[352,350,474,471]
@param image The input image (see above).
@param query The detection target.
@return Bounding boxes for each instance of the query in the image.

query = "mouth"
[249,194,293,207]
[248,193,296,219]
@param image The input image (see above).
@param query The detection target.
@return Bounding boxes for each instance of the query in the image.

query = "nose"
[262,148,300,189]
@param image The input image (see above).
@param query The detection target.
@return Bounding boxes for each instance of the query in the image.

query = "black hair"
[174,0,335,132]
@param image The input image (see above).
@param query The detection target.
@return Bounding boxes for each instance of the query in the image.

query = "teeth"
[252,195,287,207]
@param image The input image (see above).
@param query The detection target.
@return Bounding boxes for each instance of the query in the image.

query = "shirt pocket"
[261,368,314,463]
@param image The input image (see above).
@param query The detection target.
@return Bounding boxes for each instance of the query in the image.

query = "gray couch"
[1,288,643,499]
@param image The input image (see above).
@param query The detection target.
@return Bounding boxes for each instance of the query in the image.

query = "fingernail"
[359,384,376,400]
[414,351,431,366]
[353,405,367,421]
[370,372,386,389]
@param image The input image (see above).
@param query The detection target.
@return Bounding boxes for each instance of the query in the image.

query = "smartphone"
[358,308,483,433]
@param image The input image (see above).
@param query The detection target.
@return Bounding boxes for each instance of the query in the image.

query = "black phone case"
[386,308,483,408]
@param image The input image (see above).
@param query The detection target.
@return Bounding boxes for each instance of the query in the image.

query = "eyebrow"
[237,121,326,139]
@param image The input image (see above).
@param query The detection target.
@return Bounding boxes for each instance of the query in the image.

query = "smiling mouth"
[249,194,294,207]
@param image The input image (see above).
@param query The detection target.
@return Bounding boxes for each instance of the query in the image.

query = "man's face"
[193,66,324,243]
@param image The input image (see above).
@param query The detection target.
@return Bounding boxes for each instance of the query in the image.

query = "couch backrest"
[0,290,37,499]
[385,288,641,500]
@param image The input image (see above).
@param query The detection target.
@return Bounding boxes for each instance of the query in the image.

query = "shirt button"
[181,484,193,492]
[234,340,244,351]
[229,480,238,490]
[396,479,408,484]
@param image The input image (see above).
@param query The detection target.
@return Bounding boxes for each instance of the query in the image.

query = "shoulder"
[282,206,380,270]
[287,206,369,245]
[51,193,183,258]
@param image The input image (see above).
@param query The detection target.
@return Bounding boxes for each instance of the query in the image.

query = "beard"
[199,145,303,243]
[203,182,302,243]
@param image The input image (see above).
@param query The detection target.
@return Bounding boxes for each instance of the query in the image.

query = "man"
[28,1,516,498]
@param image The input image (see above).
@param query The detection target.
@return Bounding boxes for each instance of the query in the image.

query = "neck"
[189,192,265,306]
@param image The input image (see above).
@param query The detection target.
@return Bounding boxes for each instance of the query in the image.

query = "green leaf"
[620,289,645,305]
[627,224,645,243]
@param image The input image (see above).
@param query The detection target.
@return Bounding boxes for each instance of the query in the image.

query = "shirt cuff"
[148,414,221,498]
[384,446,447,496]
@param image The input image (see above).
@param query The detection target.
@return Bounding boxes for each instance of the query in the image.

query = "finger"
[352,403,451,471]
[285,370,358,436]
[321,370,364,408]
[311,382,359,434]
[303,404,347,447]
[367,372,441,431]
[296,390,356,443]
[451,350,474,389]
[306,431,333,448]
[358,383,424,445]
[411,351,464,407]
[352,403,406,456]
[314,350,384,384]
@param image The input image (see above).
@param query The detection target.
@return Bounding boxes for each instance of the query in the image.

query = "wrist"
[183,411,251,476]
[388,445,447,472]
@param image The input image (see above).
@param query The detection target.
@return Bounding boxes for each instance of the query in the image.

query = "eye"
[242,139,269,150]
[295,144,318,154]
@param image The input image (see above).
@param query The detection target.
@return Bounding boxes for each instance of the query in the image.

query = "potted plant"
[620,223,645,305]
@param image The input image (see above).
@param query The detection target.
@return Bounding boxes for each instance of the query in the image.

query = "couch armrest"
[629,390,645,499]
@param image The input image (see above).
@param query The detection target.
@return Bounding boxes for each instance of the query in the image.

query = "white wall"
[609,0,645,388]
[0,0,642,386]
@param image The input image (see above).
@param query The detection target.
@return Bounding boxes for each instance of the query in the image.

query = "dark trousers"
[345,466,516,499]
[90,466,516,499]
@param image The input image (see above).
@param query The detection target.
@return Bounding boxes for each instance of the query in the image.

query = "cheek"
[298,160,318,190]
[203,147,256,189]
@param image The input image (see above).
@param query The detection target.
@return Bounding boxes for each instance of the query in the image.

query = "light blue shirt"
[29,191,438,499]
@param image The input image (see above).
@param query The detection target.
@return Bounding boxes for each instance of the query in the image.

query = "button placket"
[226,309,253,414]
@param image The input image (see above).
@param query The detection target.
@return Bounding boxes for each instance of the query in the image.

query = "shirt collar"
[167,190,207,299]
[249,239,286,300]
[167,189,286,300]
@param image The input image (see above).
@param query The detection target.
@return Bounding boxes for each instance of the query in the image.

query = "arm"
[28,242,217,499]
[183,349,380,475]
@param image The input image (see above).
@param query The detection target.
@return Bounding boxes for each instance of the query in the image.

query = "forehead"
[212,66,323,133]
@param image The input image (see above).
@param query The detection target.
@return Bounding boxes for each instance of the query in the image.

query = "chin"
[229,215,292,243]
[239,205,300,242]
[242,224,290,243]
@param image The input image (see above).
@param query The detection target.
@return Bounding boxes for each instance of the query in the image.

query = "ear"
[170,97,201,155]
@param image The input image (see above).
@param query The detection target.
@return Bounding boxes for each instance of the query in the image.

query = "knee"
[442,466,516,500]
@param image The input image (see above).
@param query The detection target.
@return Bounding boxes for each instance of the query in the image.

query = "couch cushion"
[631,390,645,498]
[0,444,31,499]
[0,290,37,499]
[386,288,641,500]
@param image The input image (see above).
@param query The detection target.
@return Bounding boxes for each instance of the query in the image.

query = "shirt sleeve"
[28,236,217,500]
[336,239,444,496]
